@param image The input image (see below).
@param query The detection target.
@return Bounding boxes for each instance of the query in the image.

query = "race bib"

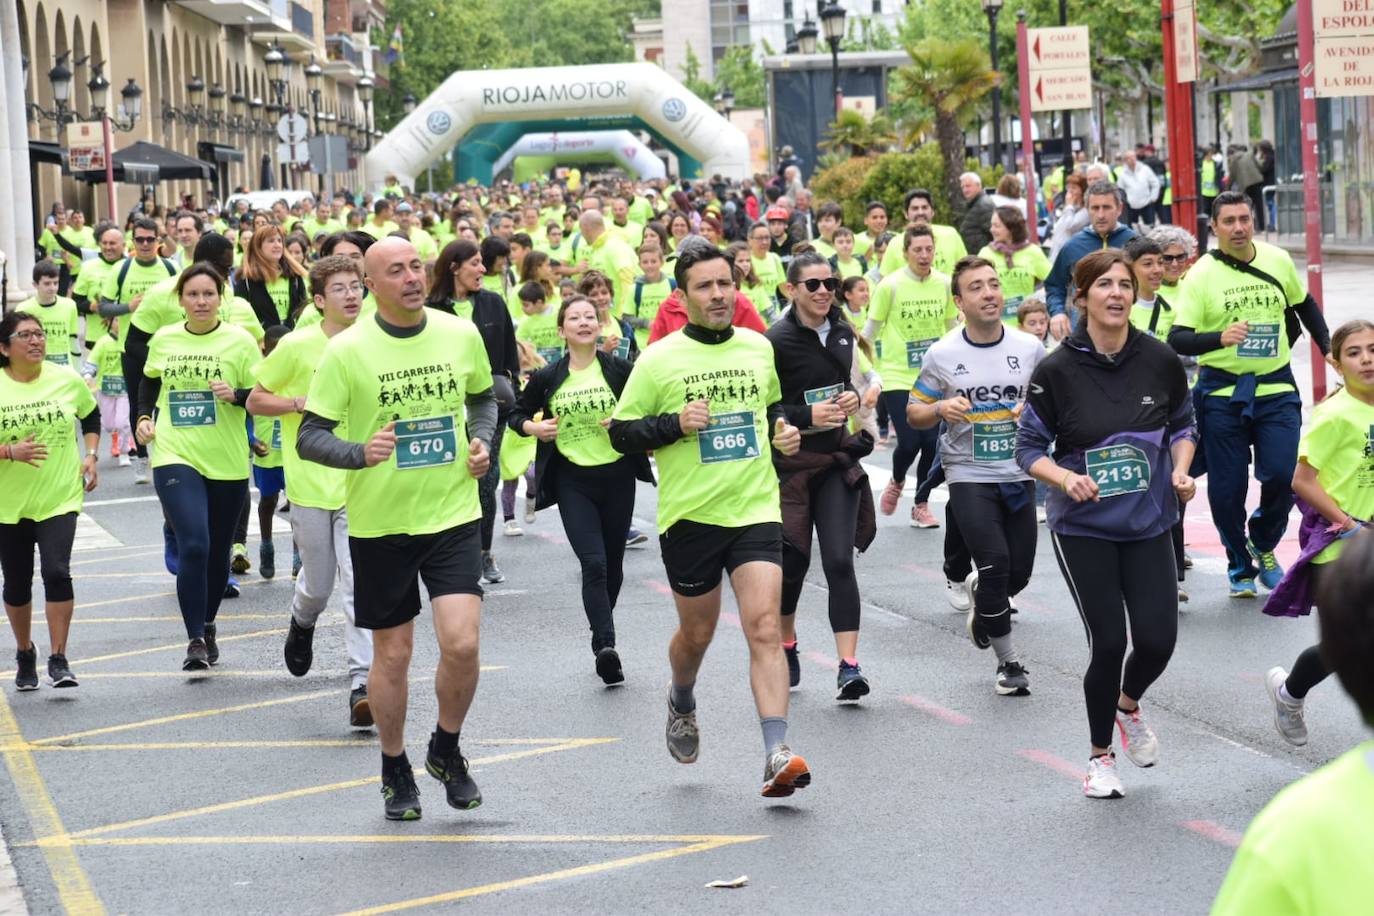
[697,410,760,464]
[395,415,457,470]
[612,337,631,360]
[1237,322,1280,359]
[1085,444,1151,498]
[1002,295,1025,322]
[906,338,939,369]
[536,345,564,365]
[100,375,126,396]
[804,383,844,405]
[168,390,217,428]
[270,420,282,450]
[972,419,1017,462]
[45,353,70,367]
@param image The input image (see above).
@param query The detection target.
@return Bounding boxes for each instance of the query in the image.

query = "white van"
[224,190,317,213]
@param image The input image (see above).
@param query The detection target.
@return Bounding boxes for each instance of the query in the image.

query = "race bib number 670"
[395,415,457,469]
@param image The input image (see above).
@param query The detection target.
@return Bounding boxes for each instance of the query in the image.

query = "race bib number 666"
[697,411,760,464]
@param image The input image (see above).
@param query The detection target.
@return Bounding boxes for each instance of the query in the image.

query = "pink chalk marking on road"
[720,610,741,630]
[1016,748,1085,781]
[898,695,973,726]
[803,651,838,671]
[1180,819,1243,849]
[642,579,673,596]
[899,563,947,584]
[533,530,569,547]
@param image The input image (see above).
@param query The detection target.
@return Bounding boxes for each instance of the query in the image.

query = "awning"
[28,140,66,167]
[71,139,216,184]
[198,141,245,165]
[1209,68,1298,94]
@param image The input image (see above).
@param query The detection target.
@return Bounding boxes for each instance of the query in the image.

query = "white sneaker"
[1265,666,1308,746]
[502,519,524,538]
[946,577,971,611]
[133,456,150,484]
[524,495,537,524]
[1115,705,1159,767]
[1036,505,1047,524]
[1083,752,1125,799]
[117,453,131,468]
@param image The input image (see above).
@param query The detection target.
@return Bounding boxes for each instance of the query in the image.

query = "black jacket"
[959,191,995,253]
[429,290,521,410]
[233,273,307,330]
[506,351,655,510]
[765,304,856,455]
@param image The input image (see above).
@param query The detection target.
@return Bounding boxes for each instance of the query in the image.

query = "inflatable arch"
[365,62,750,188]
[491,131,666,180]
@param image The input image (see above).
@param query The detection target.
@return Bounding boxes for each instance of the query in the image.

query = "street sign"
[66,121,105,171]
[276,141,311,165]
[840,96,877,118]
[1026,26,1093,112]
[1313,0,1374,97]
[276,112,309,143]
[1174,0,1200,83]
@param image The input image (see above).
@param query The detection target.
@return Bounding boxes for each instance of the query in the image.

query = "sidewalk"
[0,820,27,916]
[1288,254,1363,409]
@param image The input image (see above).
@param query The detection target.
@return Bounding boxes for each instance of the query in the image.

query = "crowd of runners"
[4,165,1372,826]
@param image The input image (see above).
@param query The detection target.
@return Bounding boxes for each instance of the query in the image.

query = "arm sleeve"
[79,410,101,436]
[608,414,684,453]
[1166,325,1225,356]
[506,369,548,434]
[465,387,498,446]
[138,376,162,419]
[232,388,254,406]
[98,300,131,318]
[52,232,83,257]
[296,411,367,470]
[1293,295,1331,355]
[1014,365,1059,473]
[122,324,152,369]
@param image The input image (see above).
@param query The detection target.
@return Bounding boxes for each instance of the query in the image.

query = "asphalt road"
[0,436,1364,916]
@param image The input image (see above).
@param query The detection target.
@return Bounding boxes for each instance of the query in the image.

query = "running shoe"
[502,519,524,537]
[1265,666,1308,747]
[665,689,700,764]
[47,654,78,688]
[995,660,1030,696]
[1008,594,1019,615]
[223,577,241,599]
[292,549,302,578]
[349,685,373,728]
[965,573,990,650]
[836,661,870,701]
[14,645,38,691]
[204,624,220,665]
[117,453,131,468]
[1247,540,1284,590]
[110,432,120,458]
[425,743,482,810]
[1178,587,1189,604]
[133,456,150,484]
[1036,505,1047,524]
[381,767,422,821]
[879,479,902,515]
[260,542,276,579]
[1228,575,1258,599]
[595,646,625,685]
[284,617,315,677]
[1083,752,1125,799]
[761,745,811,798]
[183,638,209,671]
[524,494,537,524]
[784,642,800,688]
[481,553,505,584]
[1183,552,1194,569]
[911,502,939,528]
[231,543,251,574]
[1115,705,1159,767]
[946,577,972,611]
[625,528,648,548]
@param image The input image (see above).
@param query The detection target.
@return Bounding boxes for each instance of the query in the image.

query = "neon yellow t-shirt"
[72,257,122,346]
[515,307,564,366]
[741,282,778,326]
[88,335,126,397]
[976,244,1051,326]
[833,256,866,281]
[1175,241,1306,398]
[251,414,284,470]
[99,257,178,343]
[1298,388,1374,564]
[1211,742,1374,916]
[306,311,493,538]
[630,276,675,347]
[752,252,786,300]
[0,364,97,523]
[607,220,644,250]
[588,233,640,318]
[132,277,266,344]
[810,238,837,260]
[15,297,80,367]
[1129,297,1178,339]
[360,219,400,240]
[880,224,968,278]
[869,267,957,392]
[611,328,782,532]
[854,231,879,258]
[252,324,347,511]
[548,359,622,468]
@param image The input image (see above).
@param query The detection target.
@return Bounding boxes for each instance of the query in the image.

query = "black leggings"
[478,424,506,552]
[781,467,862,633]
[1284,563,1333,700]
[881,390,938,485]
[948,482,1036,639]
[154,465,247,639]
[1052,530,1178,748]
[0,514,78,606]
[120,352,149,460]
[555,458,637,651]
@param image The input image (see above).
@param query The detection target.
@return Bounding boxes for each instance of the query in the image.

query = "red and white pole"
[1295,0,1327,401]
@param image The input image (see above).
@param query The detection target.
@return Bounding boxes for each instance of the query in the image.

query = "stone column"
[0,0,36,301]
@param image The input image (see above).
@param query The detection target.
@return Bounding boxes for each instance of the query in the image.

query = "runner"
[246,255,376,728]
[0,311,100,690]
[878,190,968,278]
[976,206,1050,329]
[232,224,309,328]
[15,261,81,368]
[298,237,497,820]
[136,263,260,671]
[766,251,875,700]
[508,295,654,684]
[67,221,126,352]
[865,226,959,528]
[1169,190,1330,597]
[81,319,133,466]
[1016,249,1197,798]
[608,239,812,798]
[247,326,289,578]
[907,255,1044,696]
[1262,319,1374,746]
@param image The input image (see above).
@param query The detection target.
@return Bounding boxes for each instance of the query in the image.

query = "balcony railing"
[326,34,364,68]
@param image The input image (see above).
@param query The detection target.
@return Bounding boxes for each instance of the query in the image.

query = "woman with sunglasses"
[0,312,101,690]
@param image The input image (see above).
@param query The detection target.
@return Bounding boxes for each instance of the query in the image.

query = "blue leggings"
[881,389,939,486]
[154,465,247,639]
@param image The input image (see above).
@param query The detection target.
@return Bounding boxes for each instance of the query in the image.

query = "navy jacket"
[1044,223,1137,317]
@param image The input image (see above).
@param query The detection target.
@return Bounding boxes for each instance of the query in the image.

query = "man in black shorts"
[298,237,498,820]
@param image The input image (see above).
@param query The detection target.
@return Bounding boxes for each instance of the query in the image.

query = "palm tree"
[821,109,898,158]
[889,38,1002,213]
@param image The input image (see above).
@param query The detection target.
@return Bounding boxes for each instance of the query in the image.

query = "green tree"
[821,109,896,159]
[713,45,768,109]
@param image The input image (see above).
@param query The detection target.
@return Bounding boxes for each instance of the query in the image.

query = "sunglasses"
[134,235,158,244]
[1160,254,1188,264]
[800,277,839,293]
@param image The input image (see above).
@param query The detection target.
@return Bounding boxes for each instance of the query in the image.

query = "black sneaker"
[966,603,991,651]
[784,643,800,688]
[183,638,209,671]
[259,542,276,579]
[204,623,219,665]
[381,767,422,821]
[996,660,1031,697]
[595,646,624,685]
[14,645,39,691]
[350,685,373,728]
[481,553,505,584]
[426,744,482,810]
[47,654,78,688]
[223,577,241,599]
[284,617,315,677]
[836,660,870,702]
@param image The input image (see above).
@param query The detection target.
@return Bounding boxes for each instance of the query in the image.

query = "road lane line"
[898,695,973,726]
[69,548,166,567]
[802,651,837,671]
[59,666,504,680]
[43,833,767,847]
[641,578,672,596]
[1016,748,1084,781]
[29,732,595,752]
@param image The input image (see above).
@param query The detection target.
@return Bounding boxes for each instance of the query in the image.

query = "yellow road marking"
[41,833,765,847]
[71,572,176,580]
[75,578,271,611]
[28,732,597,752]
[41,614,301,626]
[46,665,503,680]
[340,836,765,915]
[70,548,165,567]
[0,685,105,914]
[59,740,616,840]
[76,625,306,667]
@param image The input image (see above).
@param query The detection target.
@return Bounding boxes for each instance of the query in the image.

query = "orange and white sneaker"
[761,745,811,798]
[911,502,940,528]
[879,479,902,515]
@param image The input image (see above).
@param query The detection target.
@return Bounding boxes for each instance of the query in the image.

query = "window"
[873,0,882,12]
[784,0,794,19]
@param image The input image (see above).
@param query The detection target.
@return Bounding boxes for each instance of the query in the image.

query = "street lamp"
[118,78,143,130]
[87,69,110,118]
[796,13,819,55]
[819,0,846,118]
[357,75,374,152]
[305,58,324,131]
[982,0,1004,170]
[208,82,226,131]
[264,44,288,107]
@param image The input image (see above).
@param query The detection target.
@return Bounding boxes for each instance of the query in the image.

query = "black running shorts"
[659,520,783,597]
[349,520,483,630]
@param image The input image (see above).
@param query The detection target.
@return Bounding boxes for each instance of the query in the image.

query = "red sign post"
[1160,0,1199,252]
[1299,0,1329,401]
